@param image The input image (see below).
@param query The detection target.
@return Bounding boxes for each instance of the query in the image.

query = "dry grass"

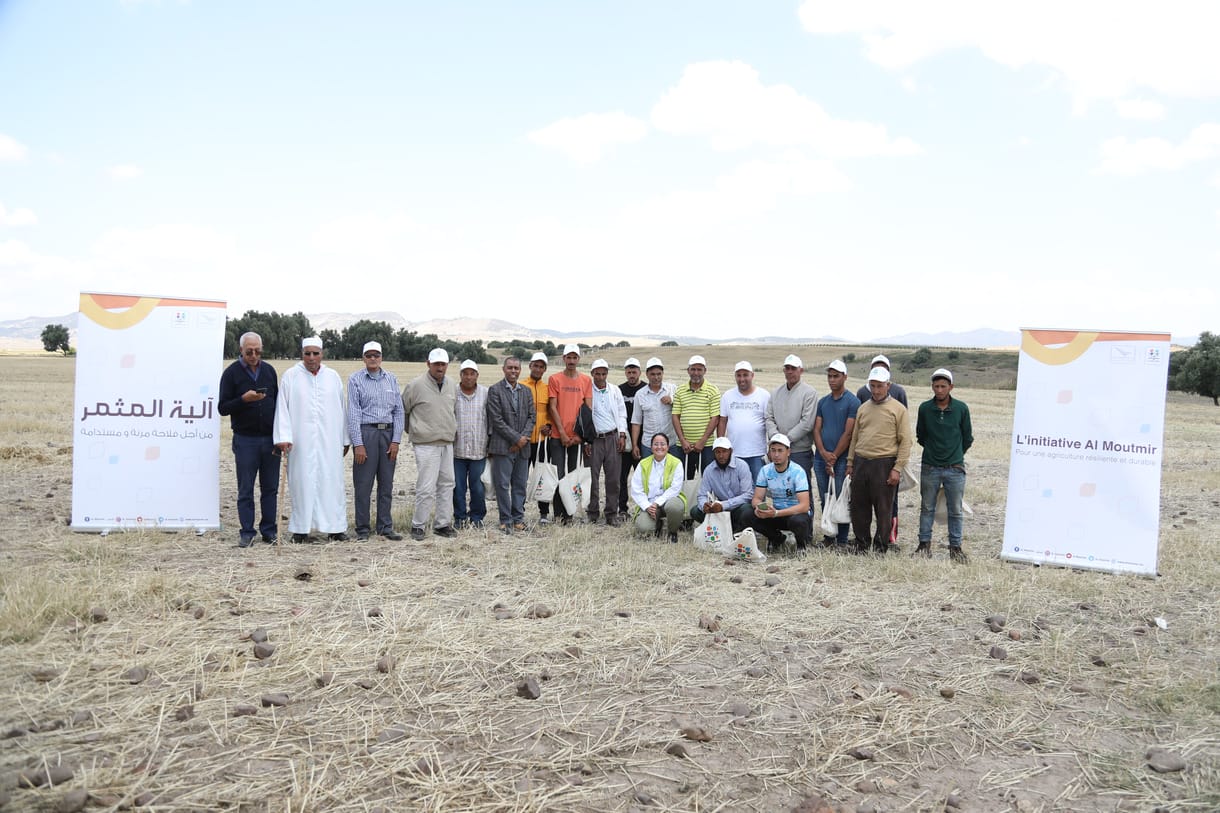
[1,355,1217,812]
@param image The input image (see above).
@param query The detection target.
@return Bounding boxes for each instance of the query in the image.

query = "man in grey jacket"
[401,348,459,541]
[486,356,536,534]
[765,354,818,497]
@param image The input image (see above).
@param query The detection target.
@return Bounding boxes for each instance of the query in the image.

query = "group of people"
[218,334,973,560]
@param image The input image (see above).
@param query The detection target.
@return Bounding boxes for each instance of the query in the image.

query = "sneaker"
[470,520,484,530]
[949,546,968,564]
[356,533,370,542]
[434,525,457,539]
[539,516,551,526]
[913,542,932,558]
[238,536,255,548]
[381,531,404,541]
[410,527,426,541]
[667,532,678,544]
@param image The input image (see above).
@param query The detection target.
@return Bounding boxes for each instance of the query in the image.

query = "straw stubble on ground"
[1,354,1218,812]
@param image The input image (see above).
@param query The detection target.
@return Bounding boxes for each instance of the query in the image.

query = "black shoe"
[238,536,255,548]
[914,543,932,557]
[410,527,425,541]
[949,546,968,564]
[470,520,484,530]
[668,532,678,544]
[356,533,370,542]
[328,532,349,542]
[434,526,457,539]
[381,531,403,541]
[261,535,276,544]
[291,533,309,544]
[820,536,837,548]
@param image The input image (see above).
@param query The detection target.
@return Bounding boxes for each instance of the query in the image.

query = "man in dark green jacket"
[914,368,973,562]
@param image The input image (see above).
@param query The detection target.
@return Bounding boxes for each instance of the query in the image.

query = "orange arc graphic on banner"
[78,293,225,330]
[1021,329,1171,365]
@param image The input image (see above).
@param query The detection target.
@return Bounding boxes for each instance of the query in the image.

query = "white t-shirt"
[719,387,770,458]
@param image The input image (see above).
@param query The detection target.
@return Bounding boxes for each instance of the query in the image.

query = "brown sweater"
[848,396,912,469]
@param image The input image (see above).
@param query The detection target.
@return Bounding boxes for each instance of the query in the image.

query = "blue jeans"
[453,457,487,523]
[739,455,765,482]
[233,433,280,541]
[919,464,966,547]
[813,453,849,544]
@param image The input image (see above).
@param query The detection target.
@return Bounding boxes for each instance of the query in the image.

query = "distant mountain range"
[0,311,1197,351]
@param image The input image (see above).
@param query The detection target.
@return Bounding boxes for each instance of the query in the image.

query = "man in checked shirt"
[347,341,405,541]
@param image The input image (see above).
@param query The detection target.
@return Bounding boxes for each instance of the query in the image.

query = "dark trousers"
[746,512,813,549]
[546,439,581,519]
[233,432,280,541]
[680,446,715,478]
[353,425,397,535]
[530,441,550,518]
[850,456,896,552]
[587,433,621,519]
[491,447,530,526]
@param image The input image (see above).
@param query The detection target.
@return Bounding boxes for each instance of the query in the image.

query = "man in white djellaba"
[274,336,350,543]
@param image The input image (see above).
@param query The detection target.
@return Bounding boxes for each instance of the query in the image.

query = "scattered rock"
[819,599,832,608]
[354,678,376,690]
[253,643,276,660]
[614,610,632,618]
[414,757,437,775]
[985,614,1007,631]
[1008,629,1023,641]
[493,608,514,620]
[1146,748,1186,773]
[133,791,156,806]
[192,606,205,620]
[376,654,396,673]
[70,710,91,725]
[30,667,60,683]
[171,596,190,610]
[249,628,269,643]
[665,742,690,758]
[681,725,712,742]
[516,677,541,699]
[847,746,875,761]
[946,792,964,809]
[122,666,150,684]
[729,701,751,717]
[357,579,372,587]
[565,773,583,786]
[764,575,781,587]
[88,607,108,623]
[633,790,655,805]
[367,607,383,618]
[940,603,954,611]
[173,704,194,722]
[56,787,89,813]
[746,666,765,678]
[940,687,956,699]
[1018,671,1041,685]
[729,575,743,584]
[232,704,258,717]
[1033,616,1052,632]
[989,646,1008,661]
[17,763,75,788]
[711,634,728,644]
[766,565,781,573]
[315,672,335,688]
[1076,602,1097,611]
[1090,655,1108,667]
[562,645,582,658]
[377,726,407,744]
[526,603,553,619]
[294,567,313,581]
[698,614,720,632]
[791,796,836,813]
[827,642,843,654]
[260,693,289,707]
[889,685,914,699]
[289,606,306,616]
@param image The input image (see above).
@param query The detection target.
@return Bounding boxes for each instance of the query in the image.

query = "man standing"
[346,341,404,541]
[524,351,553,524]
[718,360,770,480]
[813,360,860,548]
[486,356,535,534]
[586,359,628,526]
[274,337,349,543]
[846,367,912,555]
[547,344,592,525]
[630,357,676,463]
[218,331,280,547]
[452,360,489,530]
[672,355,720,477]
[402,348,458,541]
[691,437,754,533]
[617,358,647,516]
[765,354,818,495]
[747,433,813,552]
[915,368,973,563]
[856,353,908,547]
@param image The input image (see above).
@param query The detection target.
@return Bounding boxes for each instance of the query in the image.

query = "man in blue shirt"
[747,433,813,552]
[347,341,405,541]
[690,437,753,533]
[814,359,860,547]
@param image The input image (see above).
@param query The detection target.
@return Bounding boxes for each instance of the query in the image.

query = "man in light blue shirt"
[586,359,628,526]
[347,341,404,541]
[691,436,753,533]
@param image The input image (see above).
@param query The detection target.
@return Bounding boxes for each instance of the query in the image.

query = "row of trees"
[222,312,495,363]
[1169,332,1220,405]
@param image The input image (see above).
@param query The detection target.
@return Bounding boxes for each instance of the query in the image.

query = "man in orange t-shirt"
[547,343,593,525]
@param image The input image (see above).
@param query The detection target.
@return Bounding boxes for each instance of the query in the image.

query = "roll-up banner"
[71,292,226,532]
[1002,329,1170,576]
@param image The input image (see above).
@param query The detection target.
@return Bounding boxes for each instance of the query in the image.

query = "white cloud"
[527,111,648,164]
[1114,98,1167,120]
[651,60,920,157]
[900,76,918,93]
[799,0,1220,103]
[0,203,38,227]
[93,223,235,263]
[0,133,29,162]
[1098,123,1220,175]
[108,164,144,180]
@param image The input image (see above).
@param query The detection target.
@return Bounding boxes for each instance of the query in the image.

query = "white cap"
[302,336,323,349]
[931,368,954,384]
[871,354,891,367]
[563,343,581,356]
[768,433,791,448]
[645,356,664,370]
[868,366,891,383]
[460,359,478,372]
[590,358,609,371]
[688,355,706,367]
[783,354,803,368]
[362,341,382,355]
[623,357,641,368]
[530,351,548,363]
[712,436,732,450]
[734,360,753,373]
[428,348,449,364]
[827,359,847,375]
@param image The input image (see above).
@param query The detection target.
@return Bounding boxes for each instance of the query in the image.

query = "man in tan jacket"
[846,367,912,555]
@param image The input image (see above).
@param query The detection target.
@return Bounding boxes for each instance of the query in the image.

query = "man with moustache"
[486,356,536,534]
[765,353,818,498]
[547,344,593,525]
[915,368,973,563]
[585,358,628,526]
[401,348,459,541]
[218,331,280,547]
[672,355,720,477]
[630,357,677,462]
[718,360,770,480]
[856,354,908,547]
[346,341,405,541]
[452,359,489,530]
[747,433,813,553]
[690,436,754,534]
[846,366,912,555]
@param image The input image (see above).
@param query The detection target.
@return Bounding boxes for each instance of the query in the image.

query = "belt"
[595,430,618,438]
[363,423,392,430]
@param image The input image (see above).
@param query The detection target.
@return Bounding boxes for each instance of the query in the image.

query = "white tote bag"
[898,458,920,493]
[527,443,558,505]
[557,448,592,516]
[828,475,852,524]
[693,493,732,552]
[679,470,702,521]
[820,479,841,537]
[722,527,767,563]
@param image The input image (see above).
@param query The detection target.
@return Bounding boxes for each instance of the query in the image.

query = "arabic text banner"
[72,293,227,532]
[1002,329,1170,576]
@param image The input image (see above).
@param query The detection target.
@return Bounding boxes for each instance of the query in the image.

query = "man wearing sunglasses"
[347,341,404,541]
[218,332,280,547]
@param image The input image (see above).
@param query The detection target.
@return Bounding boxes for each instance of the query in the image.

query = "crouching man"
[747,433,813,553]
[690,436,753,533]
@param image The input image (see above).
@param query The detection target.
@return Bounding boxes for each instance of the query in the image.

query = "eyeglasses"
[364,351,381,358]
[242,348,262,356]
[303,350,321,356]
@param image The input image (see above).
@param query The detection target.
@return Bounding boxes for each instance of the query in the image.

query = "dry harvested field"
[1,351,1218,813]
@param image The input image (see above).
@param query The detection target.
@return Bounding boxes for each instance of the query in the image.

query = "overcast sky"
[1,1,1217,340]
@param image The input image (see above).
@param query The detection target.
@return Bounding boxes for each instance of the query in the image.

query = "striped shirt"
[346,368,404,447]
[455,384,489,460]
[672,381,720,444]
